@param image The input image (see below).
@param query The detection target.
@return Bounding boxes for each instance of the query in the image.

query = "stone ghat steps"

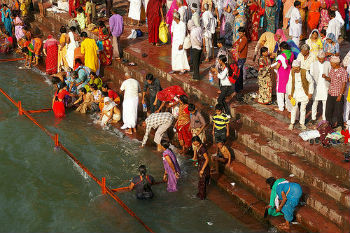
[236,126,350,207]
[229,139,350,231]
[214,175,309,233]
[232,103,350,186]
[223,145,345,233]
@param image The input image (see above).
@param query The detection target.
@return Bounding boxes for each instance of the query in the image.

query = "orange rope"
[27,108,52,114]
[0,87,154,233]
[0,58,25,62]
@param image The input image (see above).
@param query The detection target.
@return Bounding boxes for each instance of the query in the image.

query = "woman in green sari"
[265,177,286,216]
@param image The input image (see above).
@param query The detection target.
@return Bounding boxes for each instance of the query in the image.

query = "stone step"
[228,141,350,230]
[232,103,350,185]
[236,126,350,208]
[214,175,308,233]
[223,157,343,233]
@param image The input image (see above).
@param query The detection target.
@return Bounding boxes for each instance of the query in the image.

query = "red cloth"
[176,122,192,147]
[147,0,162,43]
[44,38,59,75]
[69,0,76,17]
[108,89,119,102]
[98,28,113,65]
[342,130,350,143]
[53,101,65,118]
[156,85,187,102]
[249,3,264,41]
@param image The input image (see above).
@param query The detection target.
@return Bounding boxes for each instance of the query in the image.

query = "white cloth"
[66,32,77,69]
[310,61,331,101]
[289,7,302,38]
[277,92,289,111]
[171,21,190,71]
[202,10,214,38]
[144,0,149,12]
[296,53,317,71]
[121,96,139,129]
[312,100,327,120]
[120,78,141,98]
[178,6,188,22]
[299,130,321,141]
[326,12,344,40]
[287,72,314,102]
[190,26,203,50]
[217,67,232,86]
[292,36,300,47]
[291,101,308,125]
[128,0,142,20]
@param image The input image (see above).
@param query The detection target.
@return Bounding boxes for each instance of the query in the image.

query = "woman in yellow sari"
[58,26,69,72]
[20,0,29,17]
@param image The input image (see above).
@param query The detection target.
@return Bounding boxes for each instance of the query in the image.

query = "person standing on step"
[202,3,215,62]
[289,1,302,47]
[235,27,248,94]
[146,0,164,46]
[189,103,206,162]
[310,51,331,125]
[128,0,142,26]
[287,60,314,130]
[212,104,230,143]
[142,73,162,114]
[109,8,124,61]
[120,72,141,135]
[80,32,99,73]
[188,19,202,80]
[169,12,190,75]
[324,56,347,128]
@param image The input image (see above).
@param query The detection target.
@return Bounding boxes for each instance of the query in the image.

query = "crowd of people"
[0,0,350,230]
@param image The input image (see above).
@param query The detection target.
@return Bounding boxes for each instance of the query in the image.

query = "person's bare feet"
[125,129,133,135]
[278,223,290,231]
[132,128,137,133]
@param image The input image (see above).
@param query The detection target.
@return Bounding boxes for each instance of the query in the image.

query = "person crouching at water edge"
[120,72,140,135]
[160,139,181,192]
[52,82,72,118]
[100,97,121,126]
[141,112,175,152]
[265,177,303,231]
[129,165,155,200]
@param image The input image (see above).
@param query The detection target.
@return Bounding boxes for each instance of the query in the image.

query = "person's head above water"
[138,165,147,176]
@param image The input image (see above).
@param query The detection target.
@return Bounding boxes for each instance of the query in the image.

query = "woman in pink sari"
[166,0,187,36]
[318,0,331,31]
[43,35,59,75]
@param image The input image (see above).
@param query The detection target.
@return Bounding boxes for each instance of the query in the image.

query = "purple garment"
[109,14,124,37]
[14,17,24,41]
[277,52,294,93]
[162,149,181,192]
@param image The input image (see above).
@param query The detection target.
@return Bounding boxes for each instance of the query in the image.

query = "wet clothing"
[276,182,302,222]
[162,149,181,192]
[144,78,162,113]
[268,178,285,216]
[197,145,210,200]
[132,175,155,200]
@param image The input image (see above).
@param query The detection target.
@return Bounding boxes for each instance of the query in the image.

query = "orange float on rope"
[0,87,154,233]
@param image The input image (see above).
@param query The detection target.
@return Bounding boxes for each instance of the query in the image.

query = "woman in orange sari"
[175,95,192,154]
[307,0,321,31]
[98,21,112,66]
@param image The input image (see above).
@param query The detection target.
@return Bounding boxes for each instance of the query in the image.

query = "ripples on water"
[0,56,254,232]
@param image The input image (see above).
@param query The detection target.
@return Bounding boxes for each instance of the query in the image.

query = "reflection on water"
[0,56,254,232]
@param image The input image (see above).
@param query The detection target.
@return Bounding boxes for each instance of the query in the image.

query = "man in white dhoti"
[310,51,331,124]
[202,3,215,61]
[120,73,141,134]
[287,60,314,130]
[289,1,302,47]
[177,0,189,23]
[326,10,344,41]
[170,12,190,74]
[128,0,142,25]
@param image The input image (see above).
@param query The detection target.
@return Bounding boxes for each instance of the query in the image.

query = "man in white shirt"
[120,72,141,134]
[287,60,314,130]
[326,7,344,41]
[296,44,317,72]
[202,3,215,61]
[170,12,190,74]
[188,19,203,80]
[310,51,331,124]
[289,1,302,47]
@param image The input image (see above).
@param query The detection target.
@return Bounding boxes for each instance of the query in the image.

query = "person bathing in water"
[129,165,155,200]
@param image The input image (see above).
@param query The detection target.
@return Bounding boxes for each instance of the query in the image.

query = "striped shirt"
[142,112,175,146]
[212,113,229,130]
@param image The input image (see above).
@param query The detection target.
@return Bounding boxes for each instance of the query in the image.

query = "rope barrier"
[0,87,154,233]
[27,108,52,114]
[112,181,166,193]
[0,58,25,62]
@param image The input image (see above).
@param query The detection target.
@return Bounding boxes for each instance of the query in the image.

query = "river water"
[0,56,261,232]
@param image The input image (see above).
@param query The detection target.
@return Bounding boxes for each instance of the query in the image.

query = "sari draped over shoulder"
[176,104,192,148]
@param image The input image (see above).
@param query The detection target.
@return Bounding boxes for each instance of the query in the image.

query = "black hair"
[80,32,88,38]
[60,26,67,34]
[329,10,336,18]
[320,29,327,35]
[71,71,78,78]
[294,1,301,7]
[188,103,196,112]
[77,7,84,13]
[138,165,147,176]
[146,73,154,81]
[218,54,227,64]
[160,139,171,149]
[70,26,77,32]
[280,41,290,50]
[102,91,108,97]
[98,21,106,28]
[238,27,245,33]
[192,136,202,143]
[215,104,224,111]
[5,31,10,37]
[91,83,98,90]
[179,95,188,104]
[21,47,29,54]
[266,177,277,190]
[112,8,120,14]
[89,71,97,78]
[80,88,87,94]
[260,46,268,56]
[102,83,109,89]
[59,81,67,89]
[217,38,225,45]
[52,76,61,85]
[75,58,83,65]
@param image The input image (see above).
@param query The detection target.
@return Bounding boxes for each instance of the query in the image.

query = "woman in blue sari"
[232,0,246,42]
[276,182,303,231]
[1,4,13,37]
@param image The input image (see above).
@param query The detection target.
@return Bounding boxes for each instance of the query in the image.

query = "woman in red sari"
[175,95,192,154]
[98,21,113,66]
[52,82,70,118]
[147,0,164,45]
[248,1,264,41]
[43,35,59,75]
